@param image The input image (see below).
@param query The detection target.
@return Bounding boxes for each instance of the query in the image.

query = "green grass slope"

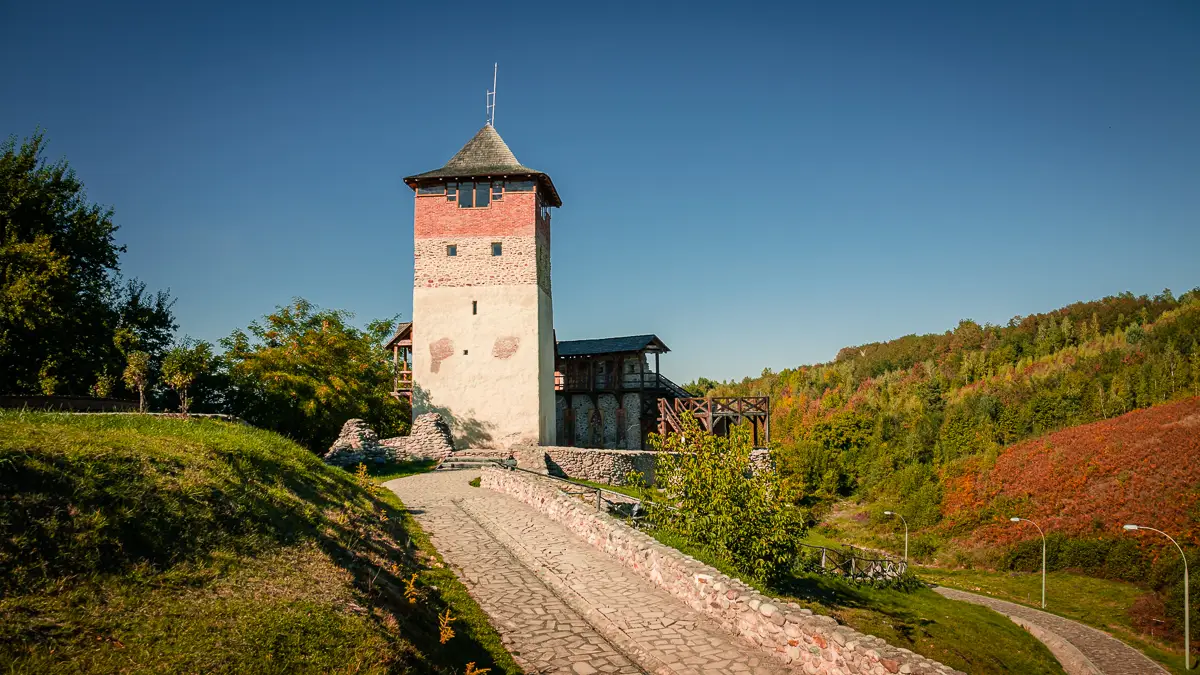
[0,412,518,674]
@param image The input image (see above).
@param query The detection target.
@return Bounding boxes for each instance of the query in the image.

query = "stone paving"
[933,586,1167,675]
[387,470,788,675]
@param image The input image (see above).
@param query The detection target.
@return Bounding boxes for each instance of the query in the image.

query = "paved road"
[386,470,787,675]
[933,586,1166,675]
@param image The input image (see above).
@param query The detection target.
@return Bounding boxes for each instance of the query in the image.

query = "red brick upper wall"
[415,191,538,239]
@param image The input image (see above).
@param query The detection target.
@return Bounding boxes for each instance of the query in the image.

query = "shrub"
[908,532,944,563]
[1003,534,1151,583]
[469,477,481,488]
[647,416,807,584]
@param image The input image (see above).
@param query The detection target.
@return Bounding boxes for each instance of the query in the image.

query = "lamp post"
[1011,517,1046,608]
[1125,524,1190,670]
[884,511,908,563]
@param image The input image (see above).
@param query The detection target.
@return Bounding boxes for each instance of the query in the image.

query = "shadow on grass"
[0,414,517,674]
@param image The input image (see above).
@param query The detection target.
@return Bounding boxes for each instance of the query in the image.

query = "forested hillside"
[692,288,1200,530]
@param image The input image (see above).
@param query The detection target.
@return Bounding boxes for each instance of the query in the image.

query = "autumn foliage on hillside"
[941,398,1200,548]
[694,289,1200,529]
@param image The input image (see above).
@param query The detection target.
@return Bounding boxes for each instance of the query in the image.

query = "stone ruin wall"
[481,466,961,675]
[322,413,454,467]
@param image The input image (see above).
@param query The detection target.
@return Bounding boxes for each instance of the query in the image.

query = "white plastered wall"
[412,284,550,449]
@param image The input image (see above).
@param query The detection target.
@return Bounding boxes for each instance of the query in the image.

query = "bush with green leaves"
[161,339,215,414]
[646,417,807,584]
[221,298,409,452]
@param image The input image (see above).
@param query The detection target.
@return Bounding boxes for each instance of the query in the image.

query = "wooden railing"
[799,543,908,580]
[555,371,689,398]
[392,369,413,402]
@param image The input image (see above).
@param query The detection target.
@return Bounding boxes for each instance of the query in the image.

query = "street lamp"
[1125,524,1190,670]
[884,511,908,563]
[1011,517,1047,608]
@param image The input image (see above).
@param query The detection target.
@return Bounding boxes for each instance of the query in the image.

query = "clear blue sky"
[3,1,1198,383]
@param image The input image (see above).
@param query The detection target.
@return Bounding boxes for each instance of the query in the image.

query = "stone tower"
[403,125,560,448]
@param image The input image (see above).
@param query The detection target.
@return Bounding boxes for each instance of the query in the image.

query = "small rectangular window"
[457,182,474,208]
[491,182,503,201]
[446,183,457,202]
[491,242,502,256]
[446,244,457,256]
[505,180,535,192]
[472,300,477,315]
[475,182,490,208]
[418,184,444,196]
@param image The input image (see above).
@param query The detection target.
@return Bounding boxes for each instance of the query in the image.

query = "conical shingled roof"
[404,125,561,206]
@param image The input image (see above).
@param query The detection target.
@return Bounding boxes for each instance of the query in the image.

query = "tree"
[647,416,807,583]
[1191,349,1200,397]
[221,299,408,451]
[684,377,719,396]
[0,131,175,395]
[123,351,151,412]
[161,340,214,414]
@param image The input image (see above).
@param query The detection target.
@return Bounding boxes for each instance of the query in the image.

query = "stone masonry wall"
[380,413,455,462]
[560,392,645,449]
[481,467,962,675]
[540,447,659,485]
[414,234,546,288]
[323,413,454,467]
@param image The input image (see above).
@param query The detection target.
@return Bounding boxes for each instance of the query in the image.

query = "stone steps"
[436,457,511,471]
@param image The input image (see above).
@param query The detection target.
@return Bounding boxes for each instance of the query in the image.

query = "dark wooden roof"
[403,125,561,207]
[557,335,669,357]
[385,322,412,349]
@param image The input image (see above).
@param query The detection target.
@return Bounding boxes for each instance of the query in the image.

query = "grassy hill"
[0,412,518,674]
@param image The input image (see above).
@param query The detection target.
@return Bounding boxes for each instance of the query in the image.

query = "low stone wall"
[511,446,659,485]
[481,467,961,675]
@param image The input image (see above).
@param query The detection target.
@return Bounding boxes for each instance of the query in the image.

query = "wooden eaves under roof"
[402,125,562,207]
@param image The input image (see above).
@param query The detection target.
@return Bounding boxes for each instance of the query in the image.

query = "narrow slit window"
[491,242,502,256]
[472,300,477,315]
[446,244,457,257]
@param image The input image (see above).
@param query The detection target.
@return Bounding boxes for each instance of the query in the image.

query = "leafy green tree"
[123,351,151,412]
[648,417,807,583]
[0,131,175,395]
[1126,322,1145,345]
[1192,349,1200,397]
[684,377,719,396]
[221,299,408,451]
[161,340,215,414]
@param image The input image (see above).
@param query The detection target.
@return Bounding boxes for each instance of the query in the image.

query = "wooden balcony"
[554,371,690,399]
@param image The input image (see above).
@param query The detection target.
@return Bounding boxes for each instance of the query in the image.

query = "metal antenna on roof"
[485,63,497,127]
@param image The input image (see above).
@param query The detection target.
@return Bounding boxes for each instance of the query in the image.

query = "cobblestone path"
[933,586,1166,675]
[387,470,788,675]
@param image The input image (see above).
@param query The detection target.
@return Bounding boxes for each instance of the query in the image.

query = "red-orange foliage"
[942,397,1200,548]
